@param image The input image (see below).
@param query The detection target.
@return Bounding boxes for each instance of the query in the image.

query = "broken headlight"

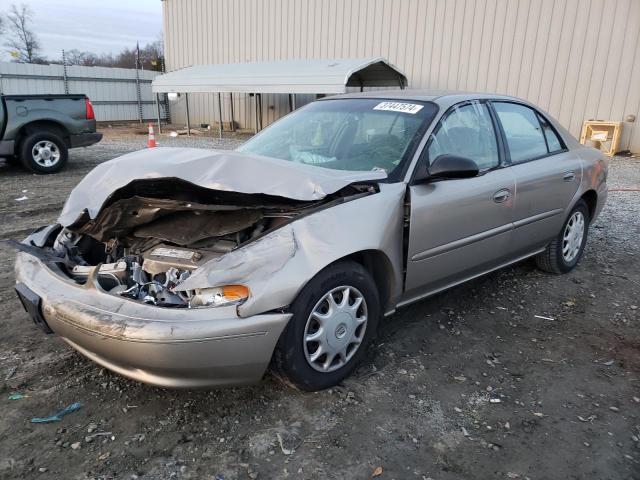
[189,285,249,307]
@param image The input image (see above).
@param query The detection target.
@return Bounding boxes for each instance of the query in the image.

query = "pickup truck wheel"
[536,200,590,274]
[272,261,380,391]
[19,131,68,174]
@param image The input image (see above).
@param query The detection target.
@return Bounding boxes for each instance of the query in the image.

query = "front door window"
[427,101,499,170]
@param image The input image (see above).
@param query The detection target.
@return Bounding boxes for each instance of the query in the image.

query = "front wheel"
[272,261,380,391]
[19,131,68,174]
[536,200,590,274]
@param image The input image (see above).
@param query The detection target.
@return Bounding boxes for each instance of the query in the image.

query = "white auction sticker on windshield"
[373,102,424,114]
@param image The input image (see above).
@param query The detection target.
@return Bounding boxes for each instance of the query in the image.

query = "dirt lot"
[0,129,638,480]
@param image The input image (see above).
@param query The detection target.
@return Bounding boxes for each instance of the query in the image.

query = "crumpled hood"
[57,147,386,227]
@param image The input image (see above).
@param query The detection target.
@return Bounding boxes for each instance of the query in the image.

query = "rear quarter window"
[537,113,564,153]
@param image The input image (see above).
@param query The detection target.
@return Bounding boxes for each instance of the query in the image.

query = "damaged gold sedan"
[12,92,607,390]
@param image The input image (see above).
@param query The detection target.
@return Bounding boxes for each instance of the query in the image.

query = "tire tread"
[535,236,562,273]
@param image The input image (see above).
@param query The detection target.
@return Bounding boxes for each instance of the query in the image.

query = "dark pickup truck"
[0,94,102,174]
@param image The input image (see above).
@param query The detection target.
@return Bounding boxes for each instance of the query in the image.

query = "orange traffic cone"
[147,123,157,148]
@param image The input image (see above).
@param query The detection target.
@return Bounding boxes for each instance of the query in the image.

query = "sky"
[0,0,162,62]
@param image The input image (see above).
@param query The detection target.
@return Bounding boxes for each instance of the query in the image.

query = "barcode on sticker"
[373,102,424,114]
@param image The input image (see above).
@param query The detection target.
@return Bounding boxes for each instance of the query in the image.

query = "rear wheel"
[272,261,380,391]
[19,131,68,174]
[536,200,590,274]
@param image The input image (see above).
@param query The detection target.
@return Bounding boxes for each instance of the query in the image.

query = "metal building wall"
[0,62,163,122]
[163,0,640,152]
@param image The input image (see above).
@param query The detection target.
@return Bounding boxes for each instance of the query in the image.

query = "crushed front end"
[11,148,383,387]
[11,182,320,387]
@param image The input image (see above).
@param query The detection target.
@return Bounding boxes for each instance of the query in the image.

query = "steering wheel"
[369,144,402,172]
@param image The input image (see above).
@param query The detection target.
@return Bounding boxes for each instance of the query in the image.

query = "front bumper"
[69,132,103,148]
[15,252,291,388]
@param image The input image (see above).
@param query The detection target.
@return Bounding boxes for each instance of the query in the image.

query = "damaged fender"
[175,183,408,318]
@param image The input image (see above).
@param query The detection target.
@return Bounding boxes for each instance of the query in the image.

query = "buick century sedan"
[13,91,608,390]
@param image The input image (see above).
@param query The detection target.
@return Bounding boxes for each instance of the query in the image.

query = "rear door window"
[492,102,548,163]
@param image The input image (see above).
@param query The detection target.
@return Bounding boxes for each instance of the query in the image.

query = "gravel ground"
[0,130,638,480]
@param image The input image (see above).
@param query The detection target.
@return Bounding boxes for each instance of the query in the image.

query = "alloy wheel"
[32,140,61,168]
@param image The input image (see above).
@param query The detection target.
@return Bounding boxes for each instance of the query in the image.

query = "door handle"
[563,171,576,182]
[493,188,512,203]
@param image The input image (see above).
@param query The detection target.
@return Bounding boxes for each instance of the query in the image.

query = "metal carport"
[151,57,407,138]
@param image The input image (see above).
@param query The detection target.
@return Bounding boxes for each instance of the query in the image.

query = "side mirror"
[415,154,480,182]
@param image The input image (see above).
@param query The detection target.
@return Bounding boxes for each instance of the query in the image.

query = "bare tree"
[5,4,45,63]
[63,49,101,67]
[142,39,164,70]
[93,42,163,71]
[52,41,164,71]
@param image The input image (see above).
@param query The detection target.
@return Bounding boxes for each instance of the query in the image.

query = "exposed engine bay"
[32,178,376,308]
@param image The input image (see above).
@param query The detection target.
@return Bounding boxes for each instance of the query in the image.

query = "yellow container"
[579,121,622,157]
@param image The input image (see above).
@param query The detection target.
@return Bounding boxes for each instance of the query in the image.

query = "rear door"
[403,100,516,302]
[490,101,582,256]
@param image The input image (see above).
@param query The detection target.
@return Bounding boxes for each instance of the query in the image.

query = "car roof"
[325,89,581,149]
[327,89,521,107]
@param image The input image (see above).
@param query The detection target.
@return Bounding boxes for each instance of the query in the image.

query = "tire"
[19,131,68,174]
[536,200,590,274]
[272,261,380,391]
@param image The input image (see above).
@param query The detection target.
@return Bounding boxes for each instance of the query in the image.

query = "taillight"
[85,98,95,120]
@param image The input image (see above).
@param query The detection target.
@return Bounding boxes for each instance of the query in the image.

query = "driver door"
[403,101,516,302]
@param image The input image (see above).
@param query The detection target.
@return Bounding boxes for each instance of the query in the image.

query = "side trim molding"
[397,247,546,309]
[411,222,513,262]
[513,209,563,228]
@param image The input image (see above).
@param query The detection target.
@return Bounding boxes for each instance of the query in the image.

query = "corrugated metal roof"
[151,58,407,94]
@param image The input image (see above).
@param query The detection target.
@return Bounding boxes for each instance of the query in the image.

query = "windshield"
[237,98,438,179]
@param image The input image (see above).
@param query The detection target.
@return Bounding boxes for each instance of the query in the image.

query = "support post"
[254,93,259,134]
[155,93,162,134]
[185,92,191,137]
[160,56,171,124]
[62,50,69,94]
[217,92,223,139]
[291,94,296,110]
[135,50,143,123]
[229,93,235,132]
[257,93,263,131]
